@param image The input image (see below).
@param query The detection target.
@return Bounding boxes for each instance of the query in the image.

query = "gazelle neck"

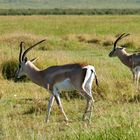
[117,49,132,68]
[25,61,43,86]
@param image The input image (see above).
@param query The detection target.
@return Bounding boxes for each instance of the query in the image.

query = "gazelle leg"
[82,93,93,122]
[64,92,70,101]
[133,67,140,90]
[133,69,139,89]
[82,73,94,122]
[134,74,137,85]
[136,72,140,89]
[132,71,135,83]
[46,95,55,123]
[53,87,68,122]
[55,94,69,122]
[136,76,138,89]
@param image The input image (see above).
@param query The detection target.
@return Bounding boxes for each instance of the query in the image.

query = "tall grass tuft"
[1,60,28,82]
[1,60,18,80]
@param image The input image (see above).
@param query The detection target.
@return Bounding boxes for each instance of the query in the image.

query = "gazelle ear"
[30,57,38,63]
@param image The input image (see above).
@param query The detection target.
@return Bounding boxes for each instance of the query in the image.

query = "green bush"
[1,60,28,82]
[0,9,140,16]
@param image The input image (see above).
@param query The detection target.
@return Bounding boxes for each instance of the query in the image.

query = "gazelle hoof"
[45,118,49,123]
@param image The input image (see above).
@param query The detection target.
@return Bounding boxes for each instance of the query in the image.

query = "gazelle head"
[109,33,130,57]
[16,40,45,78]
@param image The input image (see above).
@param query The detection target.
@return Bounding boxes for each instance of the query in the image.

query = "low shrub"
[103,40,114,46]
[77,35,87,42]
[1,60,28,82]
[2,60,18,80]
[87,38,101,44]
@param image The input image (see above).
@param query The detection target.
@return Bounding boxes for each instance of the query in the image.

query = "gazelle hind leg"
[82,77,94,121]
[133,67,140,89]
[82,67,95,121]
[82,92,93,122]
[46,95,55,123]
[82,79,94,121]
[136,71,140,89]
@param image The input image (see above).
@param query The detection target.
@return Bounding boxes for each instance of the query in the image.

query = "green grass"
[1,16,140,36]
[0,15,140,140]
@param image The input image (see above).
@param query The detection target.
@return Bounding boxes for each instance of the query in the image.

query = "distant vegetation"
[0,0,140,15]
[0,0,140,9]
[1,8,140,15]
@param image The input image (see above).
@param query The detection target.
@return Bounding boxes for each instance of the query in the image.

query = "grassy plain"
[0,15,140,140]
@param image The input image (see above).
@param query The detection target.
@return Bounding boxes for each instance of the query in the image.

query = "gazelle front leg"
[132,67,140,90]
[53,87,69,123]
[136,72,140,90]
[46,95,55,123]
[132,70,136,83]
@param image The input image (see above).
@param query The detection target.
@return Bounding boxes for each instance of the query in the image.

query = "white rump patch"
[82,65,96,95]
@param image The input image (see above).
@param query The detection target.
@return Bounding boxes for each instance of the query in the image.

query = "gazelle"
[109,33,140,88]
[16,40,98,123]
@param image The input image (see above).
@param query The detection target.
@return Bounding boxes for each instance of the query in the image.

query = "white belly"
[133,66,140,76]
[54,79,75,92]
